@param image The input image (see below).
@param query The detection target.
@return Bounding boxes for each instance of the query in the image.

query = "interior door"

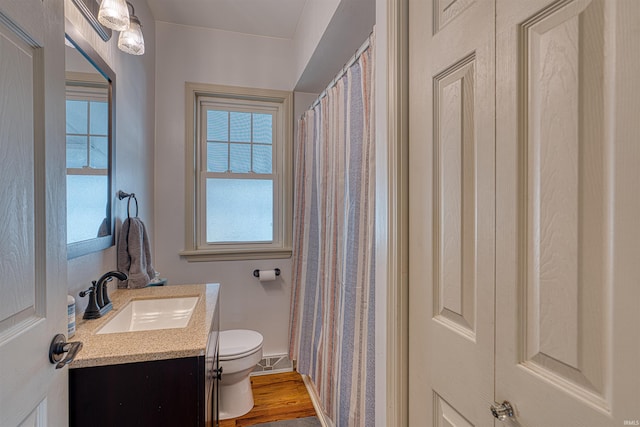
[0,0,68,426]
[408,0,496,425]
[495,0,640,425]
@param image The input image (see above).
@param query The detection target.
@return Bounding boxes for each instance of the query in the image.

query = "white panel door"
[408,0,496,425]
[0,0,67,426]
[496,0,640,425]
[410,0,640,425]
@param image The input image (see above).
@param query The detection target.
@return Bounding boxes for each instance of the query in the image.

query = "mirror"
[65,23,116,259]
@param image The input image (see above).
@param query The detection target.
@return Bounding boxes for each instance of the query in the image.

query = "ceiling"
[145,0,309,39]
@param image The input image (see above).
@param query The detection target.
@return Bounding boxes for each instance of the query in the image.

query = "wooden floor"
[219,371,317,427]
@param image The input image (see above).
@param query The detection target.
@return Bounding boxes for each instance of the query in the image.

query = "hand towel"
[117,217,156,289]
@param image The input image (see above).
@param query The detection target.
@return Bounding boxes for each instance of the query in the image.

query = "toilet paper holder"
[253,268,281,278]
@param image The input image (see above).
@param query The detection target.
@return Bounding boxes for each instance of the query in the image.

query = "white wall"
[65,0,156,313]
[294,91,318,122]
[153,22,296,356]
[294,0,376,94]
[292,0,341,83]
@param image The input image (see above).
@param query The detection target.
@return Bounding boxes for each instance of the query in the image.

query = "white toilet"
[218,329,264,420]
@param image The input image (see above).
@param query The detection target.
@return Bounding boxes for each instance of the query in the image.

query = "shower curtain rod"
[309,32,373,110]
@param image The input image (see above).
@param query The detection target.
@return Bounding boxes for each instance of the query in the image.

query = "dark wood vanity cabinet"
[70,310,220,426]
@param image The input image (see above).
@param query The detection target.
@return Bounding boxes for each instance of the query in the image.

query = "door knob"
[490,401,515,421]
[49,334,83,369]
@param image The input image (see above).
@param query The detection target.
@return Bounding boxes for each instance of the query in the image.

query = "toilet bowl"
[218,329,264,420]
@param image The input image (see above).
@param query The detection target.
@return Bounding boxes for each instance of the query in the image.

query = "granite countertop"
[70,283,220,369]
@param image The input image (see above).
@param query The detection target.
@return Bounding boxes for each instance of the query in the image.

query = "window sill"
[179,247,292,262]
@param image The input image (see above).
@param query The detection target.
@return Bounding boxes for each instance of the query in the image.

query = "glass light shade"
[98,0,130,32]
[118,18,145,55]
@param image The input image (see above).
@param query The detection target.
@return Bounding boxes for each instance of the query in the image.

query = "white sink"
[96,297,199,334]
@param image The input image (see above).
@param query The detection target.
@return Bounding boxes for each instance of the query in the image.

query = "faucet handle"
[79,280,97,296]
[79,286,94,298]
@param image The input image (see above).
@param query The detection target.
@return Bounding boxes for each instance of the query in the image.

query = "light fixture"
[97,0,130,32]
[118,2,145,55]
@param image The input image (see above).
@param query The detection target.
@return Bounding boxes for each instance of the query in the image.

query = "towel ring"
[117,190,139,218]
[127,196,138,218]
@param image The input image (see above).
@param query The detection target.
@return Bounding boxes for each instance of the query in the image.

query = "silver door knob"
[490,401,514,421]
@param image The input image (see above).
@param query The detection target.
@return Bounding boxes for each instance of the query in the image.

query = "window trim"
[182,82,293,262]
[65,82,109,175]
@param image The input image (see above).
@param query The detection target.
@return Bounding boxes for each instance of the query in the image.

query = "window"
[65,79,110,245]
[183,83,293,261]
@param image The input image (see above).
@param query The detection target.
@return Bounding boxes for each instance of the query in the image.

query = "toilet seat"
[219,329,263,361]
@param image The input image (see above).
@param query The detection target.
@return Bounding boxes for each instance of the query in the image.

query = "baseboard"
[301,374,334,427]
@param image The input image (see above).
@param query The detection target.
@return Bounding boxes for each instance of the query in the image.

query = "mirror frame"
[70,0,112,41]
[65,20,117,259]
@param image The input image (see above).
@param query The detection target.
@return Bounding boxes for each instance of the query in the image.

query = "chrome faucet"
[79,271,128,319]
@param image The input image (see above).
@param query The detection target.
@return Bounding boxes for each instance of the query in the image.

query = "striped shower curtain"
[289,33,375,427]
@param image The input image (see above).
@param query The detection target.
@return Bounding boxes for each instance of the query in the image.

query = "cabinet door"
[212,352,219,427]
[206,297,220,426]
[408,0,496,425]
[205,332,219,426]
[70,358,203,427]
[496,0,640,425]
